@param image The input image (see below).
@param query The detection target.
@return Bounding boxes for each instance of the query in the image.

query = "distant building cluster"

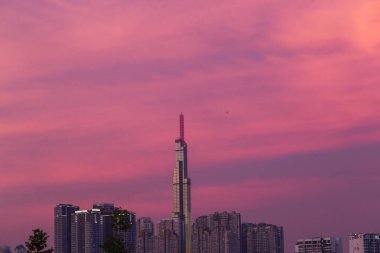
[54,204,284,253]
[53,115,284,253]
[0,245,26,253]
[51,115,380,253]
[54,203,136,253]
[293,234,380,253]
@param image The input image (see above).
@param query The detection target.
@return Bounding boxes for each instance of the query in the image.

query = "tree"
[111,207,132,232]
[25,229,53,253]
[102,236,128,253]
[102,207,133,253]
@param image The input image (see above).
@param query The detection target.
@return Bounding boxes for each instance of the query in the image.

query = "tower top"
[179,113,184,141]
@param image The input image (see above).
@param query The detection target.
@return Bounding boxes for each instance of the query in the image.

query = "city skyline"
[1,1,380,252]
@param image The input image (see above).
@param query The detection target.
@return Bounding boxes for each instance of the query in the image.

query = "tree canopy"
[25,229,53,253]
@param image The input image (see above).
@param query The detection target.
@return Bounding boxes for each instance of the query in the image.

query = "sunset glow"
[1,1,380,251]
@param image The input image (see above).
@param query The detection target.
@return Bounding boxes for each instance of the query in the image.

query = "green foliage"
[101,236,128,253]
[111,207,132,233]
[25,229,53,253]
[102,207,132,253]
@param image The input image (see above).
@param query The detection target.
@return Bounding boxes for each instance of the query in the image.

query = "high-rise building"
[172,113,191,253]
[71,209,102,253]
[120,212,137,253]
[349,233,380,253]
[93,203,115,250]
[54,204,79,253]
[155,219,180,253]
[242,223,284,253]
[137,217,155,253]
[294,237,342,253]
[191,216,211,253]
[192,211,241,253]
[92,203,137,253]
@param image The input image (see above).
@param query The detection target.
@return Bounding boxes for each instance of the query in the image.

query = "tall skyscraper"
[294,237,342,253]
[54,204,79,253]
[242,223,284,253]
[349,233,380,253]
[192,211,241,253]
[172,113,191,253]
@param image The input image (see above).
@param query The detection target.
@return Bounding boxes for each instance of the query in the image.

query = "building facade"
[242,223,284,253]
[155,219,180,253]
[192,216,211,253]
[71,209,102,253]
[349,233,380,253]
[54,204,79,253]
[92,203,137,253]
[120,212,137,253]
[192,211,241,253]
[137,217,155,253]
[69,204,136,253]
[294,237,342,253]
[93,203,115,251]
[172,113,192,253]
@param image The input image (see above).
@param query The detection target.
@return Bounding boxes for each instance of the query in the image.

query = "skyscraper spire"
[180,113,185,141]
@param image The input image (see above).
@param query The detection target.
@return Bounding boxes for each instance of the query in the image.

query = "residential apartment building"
[192,211,241,253]
[349,233,380,253]
[137,217,155,253]
[242,223,284,253]
[54,204,79,253]
[294,237,342,253]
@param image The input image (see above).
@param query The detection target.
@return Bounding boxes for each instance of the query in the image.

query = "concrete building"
[172,113,192,253]
[71,209,102,253]
[192,216,211,253]
[68,204,136,253]
[54,204,79,253]
[242,223,284,253]
[294,237,342,253]
[92,203,137,253]
[349,233,380,253]
[137,217,155,253]
[92,203,115,250]
[192,211,241,253]
[155,219,180,253]
[120,212,137,253]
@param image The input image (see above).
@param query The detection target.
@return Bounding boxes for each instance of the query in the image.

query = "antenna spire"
[180,113,184,141]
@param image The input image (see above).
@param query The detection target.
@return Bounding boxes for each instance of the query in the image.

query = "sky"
[1,0,380,252]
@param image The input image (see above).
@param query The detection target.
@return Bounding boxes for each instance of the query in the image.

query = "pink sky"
[1,0,380,251]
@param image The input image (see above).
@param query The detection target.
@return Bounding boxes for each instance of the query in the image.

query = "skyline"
[1,0,380,252]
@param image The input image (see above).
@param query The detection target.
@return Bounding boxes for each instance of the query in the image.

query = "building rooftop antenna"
[180,113,184,141]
